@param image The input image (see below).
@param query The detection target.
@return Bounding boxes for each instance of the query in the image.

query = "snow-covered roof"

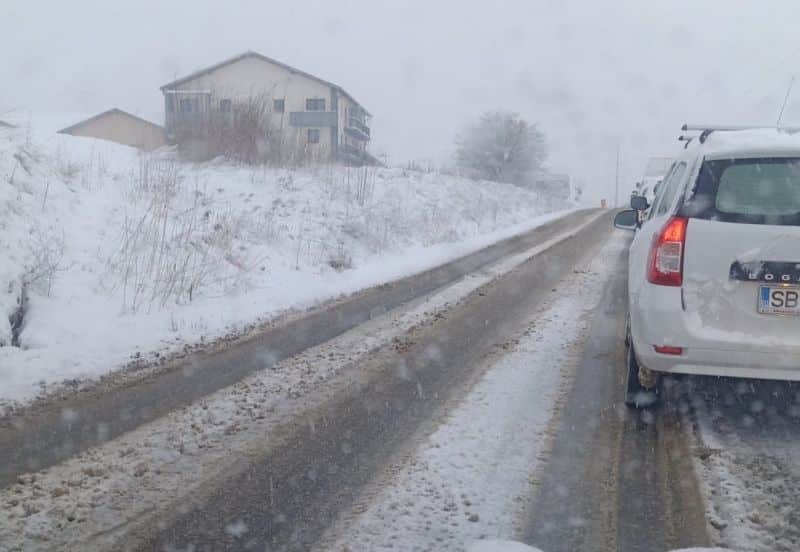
[686,128,800,160]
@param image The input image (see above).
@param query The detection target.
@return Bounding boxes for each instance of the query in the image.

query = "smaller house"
[58,108,166,151]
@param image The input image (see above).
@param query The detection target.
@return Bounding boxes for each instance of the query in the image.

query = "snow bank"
[0,124,572,406]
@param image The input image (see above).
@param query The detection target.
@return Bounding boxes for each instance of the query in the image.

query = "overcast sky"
[4,0,800,204]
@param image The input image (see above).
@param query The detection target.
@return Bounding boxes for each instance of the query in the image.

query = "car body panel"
[683,219,800,351]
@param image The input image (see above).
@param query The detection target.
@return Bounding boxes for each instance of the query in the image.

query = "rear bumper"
[635,344,800,381]
[631,282,800,381]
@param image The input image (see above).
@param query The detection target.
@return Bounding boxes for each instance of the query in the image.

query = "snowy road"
[135,213,615,552]
[524,236,708,552]
[10,210,795,552]
[0,210,592,488]
[1,211,609,551]
[317,223,630,551]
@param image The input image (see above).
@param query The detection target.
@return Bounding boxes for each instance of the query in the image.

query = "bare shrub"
[106,157,259,313]
[58,159,81,181]
[352,166,375,207]
[24,226,67,297]
[208,93,276,164]
[328,241,353,271]
[173,90,312,166]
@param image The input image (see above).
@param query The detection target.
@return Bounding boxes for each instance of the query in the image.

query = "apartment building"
[161,51,378,165]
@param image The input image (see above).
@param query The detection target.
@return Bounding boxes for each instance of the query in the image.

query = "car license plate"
[758,285,800,316]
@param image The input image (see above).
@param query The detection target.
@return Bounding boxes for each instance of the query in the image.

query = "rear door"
[681,156,800,351]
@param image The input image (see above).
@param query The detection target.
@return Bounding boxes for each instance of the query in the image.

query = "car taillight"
[647,216,688,286]
[654,345,683,355]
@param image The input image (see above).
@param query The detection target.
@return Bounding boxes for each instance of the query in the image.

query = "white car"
[615,127,800,407]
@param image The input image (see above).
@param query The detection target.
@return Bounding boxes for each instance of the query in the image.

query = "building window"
[273,99,285,113]
[179,98,193,113]
[306,98,326,111]
[308,129,320,144]
[220,99,232,112]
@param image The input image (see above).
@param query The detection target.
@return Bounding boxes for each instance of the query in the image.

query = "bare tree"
[455,111,547,186]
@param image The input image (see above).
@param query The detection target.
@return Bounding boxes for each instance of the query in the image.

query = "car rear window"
[683,157,800,225]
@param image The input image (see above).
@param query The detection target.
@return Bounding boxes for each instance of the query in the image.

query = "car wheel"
[624,331,659,409]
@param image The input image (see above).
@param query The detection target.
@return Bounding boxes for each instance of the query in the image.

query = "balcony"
[338,143,382,167]
[345,117,370,141]
[289,111,338,128]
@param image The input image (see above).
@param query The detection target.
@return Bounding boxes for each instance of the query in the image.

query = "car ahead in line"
[615,126,800,407]
[635,156,673,207]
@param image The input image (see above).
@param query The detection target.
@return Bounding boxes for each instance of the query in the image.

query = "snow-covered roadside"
[0,122,574,407]
[318,232,626,552]
[0,213,595,552]
[689,384,800,552]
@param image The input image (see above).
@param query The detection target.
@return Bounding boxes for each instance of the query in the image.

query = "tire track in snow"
[317,232,626,552]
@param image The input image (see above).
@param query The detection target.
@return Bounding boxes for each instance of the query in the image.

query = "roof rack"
[678,135,694,149]
[681,123,800,145]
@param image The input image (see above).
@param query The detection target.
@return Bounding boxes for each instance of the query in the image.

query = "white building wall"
[166,56,336,160]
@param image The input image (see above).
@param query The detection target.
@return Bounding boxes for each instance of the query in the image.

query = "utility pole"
[614,142,621,208]
[777,75,795,128]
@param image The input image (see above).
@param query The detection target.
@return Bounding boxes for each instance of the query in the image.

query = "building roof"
[159,50,371,116]
[57,108,164,135]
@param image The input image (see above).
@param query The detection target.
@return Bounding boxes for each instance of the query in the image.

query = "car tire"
[624,331,659,409]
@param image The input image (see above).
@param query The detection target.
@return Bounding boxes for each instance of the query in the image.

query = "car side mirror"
[630,195,649,211]
[614,209,639,231]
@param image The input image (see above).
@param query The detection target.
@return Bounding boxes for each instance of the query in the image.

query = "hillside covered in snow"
[0,123,573,406]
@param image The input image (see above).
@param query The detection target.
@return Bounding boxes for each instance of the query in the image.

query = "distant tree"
[455,111,547,185]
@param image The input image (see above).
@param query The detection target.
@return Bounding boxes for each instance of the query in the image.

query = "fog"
[3,0,800,204]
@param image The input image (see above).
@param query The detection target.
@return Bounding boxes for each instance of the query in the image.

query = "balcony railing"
[338,143,383,167]
[345,117,370,140]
